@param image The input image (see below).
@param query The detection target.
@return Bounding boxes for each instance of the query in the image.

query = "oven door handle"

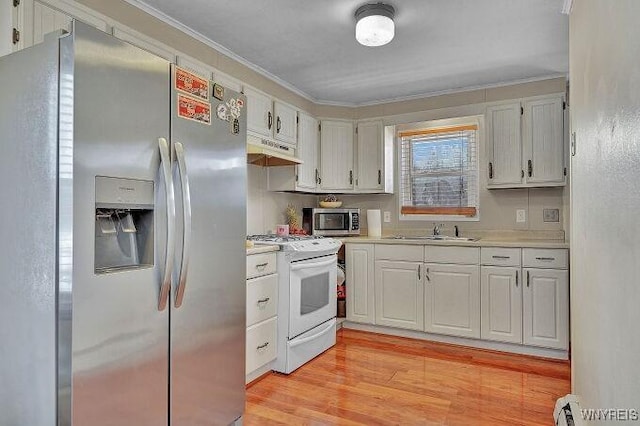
[290,256,336,271]
[289,321,335,348]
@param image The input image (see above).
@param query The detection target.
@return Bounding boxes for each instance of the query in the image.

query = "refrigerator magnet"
[178,94,211,125]
[175,67,209,101]
[216,103,229,121]
[212,83,225,101]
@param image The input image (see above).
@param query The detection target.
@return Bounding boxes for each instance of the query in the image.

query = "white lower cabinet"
[345,244,375,324]
[345,243,569,356]
[523,268,569,350]
[424,263,480,338]
[246,251,278,381]
[246,317,277,374]
[374,260,423,331]
[480,266,522,343]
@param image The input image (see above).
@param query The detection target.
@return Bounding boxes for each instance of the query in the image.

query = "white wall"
[570,0,640,415]
[247,165,315,235]
[0,1,12,56]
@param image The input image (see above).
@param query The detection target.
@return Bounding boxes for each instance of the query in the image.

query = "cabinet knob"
[267,111,273,130]
[528,159,533,177]
[488,162,493,179]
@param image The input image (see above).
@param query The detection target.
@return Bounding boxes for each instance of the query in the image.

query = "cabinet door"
[481,266,522,343]
[486,102,523,186]
[320,120,354,191]
[356,120,383,191]
[245,87,273,138]
[296,112,319,190]
[214,70,243,93]
[374,260,423,330]
[424,263,480,338]
[274,101,297,146]
[113,25,176,62]
[18,0,109,51]
[523,268,568,349]
[523,96,565,185]
[176,55,213,79]
[346,244,375,324]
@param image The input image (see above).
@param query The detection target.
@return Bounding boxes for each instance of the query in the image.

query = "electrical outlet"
[516,209,526,223]
[543,208,560,222]
[383,211,391,223]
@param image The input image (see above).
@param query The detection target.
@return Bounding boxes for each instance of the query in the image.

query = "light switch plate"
[516,209,526,223]
[383,211,391,223]
[543,208,560,222]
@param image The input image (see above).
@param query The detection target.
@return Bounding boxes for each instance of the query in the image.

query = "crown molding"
[122,0,316,103]
[123,0,567,110]
[317,73,568,107]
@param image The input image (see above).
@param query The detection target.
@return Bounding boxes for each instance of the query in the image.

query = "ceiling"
[132,0,569,106]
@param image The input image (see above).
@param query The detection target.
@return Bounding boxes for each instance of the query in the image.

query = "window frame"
[397,116,482,222]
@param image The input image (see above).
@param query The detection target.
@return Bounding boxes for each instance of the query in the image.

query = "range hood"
[247,134,302,166]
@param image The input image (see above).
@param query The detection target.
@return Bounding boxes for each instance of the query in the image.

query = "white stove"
[247,234,341,260]
[247,234,341,373]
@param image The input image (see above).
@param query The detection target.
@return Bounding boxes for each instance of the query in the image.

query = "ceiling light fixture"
[355,3,395,47]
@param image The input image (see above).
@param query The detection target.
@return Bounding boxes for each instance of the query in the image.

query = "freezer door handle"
[174,141,192,308]
[158,137,175,311]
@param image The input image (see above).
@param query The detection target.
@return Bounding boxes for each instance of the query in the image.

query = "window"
[399,122,479,218]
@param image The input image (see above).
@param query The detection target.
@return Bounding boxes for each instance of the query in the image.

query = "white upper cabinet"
[486,102,523,186]
[245,86,297,146]
[15,0,109,51]
[523,96,565,185]
[486,94,566,189]
[273,101,297,145]
[355,120,384,191]
[295,112,319,190]
[320,120,354,191]
[175,55,213,79]
[245,87,274,139]
[213,70,243,93]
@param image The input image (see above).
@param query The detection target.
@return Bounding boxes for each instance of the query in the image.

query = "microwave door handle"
[290,256,336,271]
[173,141,192,309]
[158,137,175,311]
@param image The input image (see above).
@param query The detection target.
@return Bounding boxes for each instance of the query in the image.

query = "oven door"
[289,254,337,339]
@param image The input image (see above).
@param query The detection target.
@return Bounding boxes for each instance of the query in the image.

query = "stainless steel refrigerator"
[0,21,246,425]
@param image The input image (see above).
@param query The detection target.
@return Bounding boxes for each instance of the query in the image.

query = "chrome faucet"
[432,223,444,236]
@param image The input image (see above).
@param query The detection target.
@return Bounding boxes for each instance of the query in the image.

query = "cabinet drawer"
[522,249,568,269]
[246,317,277,373]
[481,247,521,266]
[246,252,277,279]
[247,274,278,327]
[424,246,479,264]
[375,244,423,262]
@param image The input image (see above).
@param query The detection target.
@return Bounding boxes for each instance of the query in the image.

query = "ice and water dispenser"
[95,177,154,273]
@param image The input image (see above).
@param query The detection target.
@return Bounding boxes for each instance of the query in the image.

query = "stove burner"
[247,234,324,243]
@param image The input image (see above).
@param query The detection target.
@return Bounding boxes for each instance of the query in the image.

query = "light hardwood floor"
[244,328,570,425]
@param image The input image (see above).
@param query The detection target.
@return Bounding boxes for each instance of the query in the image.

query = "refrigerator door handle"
[174,141,192,308]
[158,137,175,311]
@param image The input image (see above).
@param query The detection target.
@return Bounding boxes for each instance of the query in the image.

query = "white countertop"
[246,244,280,255]
[339,236,569,249]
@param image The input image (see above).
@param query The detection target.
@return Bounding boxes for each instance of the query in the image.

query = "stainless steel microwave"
[302,208,360,236]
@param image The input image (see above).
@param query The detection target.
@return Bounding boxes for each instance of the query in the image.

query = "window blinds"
[399,124,478,216]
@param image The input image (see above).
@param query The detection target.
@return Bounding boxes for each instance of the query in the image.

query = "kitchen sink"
[383,235,478,242]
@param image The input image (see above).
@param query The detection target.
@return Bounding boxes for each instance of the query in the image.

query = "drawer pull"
[255,262,269,270]
[257,297,270,304]
[256,342,269,350]
[492,255,510,259]
[535,257,555,261]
